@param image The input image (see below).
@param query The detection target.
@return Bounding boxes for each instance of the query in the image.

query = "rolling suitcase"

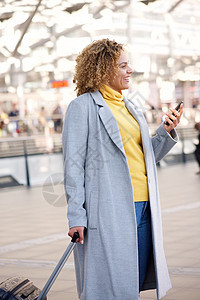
[0,232,79,300]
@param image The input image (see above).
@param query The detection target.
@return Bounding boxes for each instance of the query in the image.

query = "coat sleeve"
[151,122,178,163]
[62,99,88,229]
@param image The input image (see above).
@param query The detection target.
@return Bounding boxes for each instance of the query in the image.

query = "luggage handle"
[37,232,79,300]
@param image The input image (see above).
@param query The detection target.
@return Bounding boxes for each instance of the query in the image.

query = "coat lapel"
[123,97,150,157]
[90,91,126,157]
[123,96,144,126]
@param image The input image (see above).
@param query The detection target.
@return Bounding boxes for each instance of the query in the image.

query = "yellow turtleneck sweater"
[100,85,149,202]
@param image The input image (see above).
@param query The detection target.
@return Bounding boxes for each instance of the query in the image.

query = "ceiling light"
[35,64,55,72]
[0,47,11,57]
[0,62,9,74]
[18,46,31,55]
[167,57,174,68]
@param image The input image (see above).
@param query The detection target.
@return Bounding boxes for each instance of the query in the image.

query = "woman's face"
[107,51,133,92]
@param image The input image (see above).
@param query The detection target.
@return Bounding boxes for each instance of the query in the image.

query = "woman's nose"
[127,66,133,74]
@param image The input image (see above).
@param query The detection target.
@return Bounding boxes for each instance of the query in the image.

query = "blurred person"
[0,109,8,136]
[0,121,4,137]
[0,108,8,120]
[38,106,48,132]
[62,39,183,300]
[192,98,198,109]
[8,103,19,135]
[194,122,200,175]
[8,103,19,117]
[52,104,63,133]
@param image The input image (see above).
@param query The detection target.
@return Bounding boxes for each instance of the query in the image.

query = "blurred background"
[0,0,200,188]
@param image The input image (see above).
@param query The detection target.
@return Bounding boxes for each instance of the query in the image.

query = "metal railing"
[175,126,198,163]
[0,126,198,188]
[0,135,62,187]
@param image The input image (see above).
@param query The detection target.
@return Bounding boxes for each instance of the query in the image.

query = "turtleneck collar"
[99,84,123,102]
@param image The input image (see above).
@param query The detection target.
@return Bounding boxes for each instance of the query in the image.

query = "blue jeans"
[134,201,152,292]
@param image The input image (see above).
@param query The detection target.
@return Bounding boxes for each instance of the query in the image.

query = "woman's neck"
[100,84,123,101]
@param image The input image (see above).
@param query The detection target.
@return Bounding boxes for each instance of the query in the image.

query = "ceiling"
[0,0,200,91]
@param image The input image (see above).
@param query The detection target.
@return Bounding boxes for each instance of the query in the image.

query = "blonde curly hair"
[73,39,124,96]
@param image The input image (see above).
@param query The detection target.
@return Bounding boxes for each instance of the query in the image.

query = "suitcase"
[0,277,44,300]
[0,232,79,300]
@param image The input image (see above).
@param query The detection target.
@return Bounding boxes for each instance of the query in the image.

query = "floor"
[0,161,199,299]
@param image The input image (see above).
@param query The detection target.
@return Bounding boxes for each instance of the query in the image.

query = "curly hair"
[73,39,124,96]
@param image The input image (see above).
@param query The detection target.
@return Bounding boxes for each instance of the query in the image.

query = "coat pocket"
[88,191,98,230]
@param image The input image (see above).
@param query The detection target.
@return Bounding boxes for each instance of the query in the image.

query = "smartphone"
[165,101,183,126]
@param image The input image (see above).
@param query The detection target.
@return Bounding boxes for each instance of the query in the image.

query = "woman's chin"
[122,84,129,90]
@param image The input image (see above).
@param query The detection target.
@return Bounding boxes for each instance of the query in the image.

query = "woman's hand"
[164,103,183,134]
[68,226,85,244]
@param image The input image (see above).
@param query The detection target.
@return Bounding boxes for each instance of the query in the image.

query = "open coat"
[62,91,177,300]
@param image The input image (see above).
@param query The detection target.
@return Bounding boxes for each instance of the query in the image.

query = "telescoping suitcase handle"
[37,232,79,300]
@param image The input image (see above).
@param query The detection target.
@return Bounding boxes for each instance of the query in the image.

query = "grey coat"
[62,91,177,300]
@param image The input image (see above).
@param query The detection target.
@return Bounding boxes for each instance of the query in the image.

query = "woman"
[194,122,200,174]
[62,39,183,300]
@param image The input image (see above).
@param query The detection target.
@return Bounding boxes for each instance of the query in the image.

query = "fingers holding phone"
[164,101,183,133]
